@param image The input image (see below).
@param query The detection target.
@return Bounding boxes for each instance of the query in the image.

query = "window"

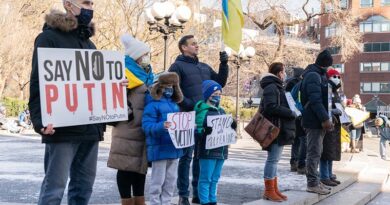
[333,64,345,73]
[361,0,373,7]
[361,82,390,93]
[325,23,339,38]
[341,0,349,9]
[364,42,390,52]
[360,62,390,72]
[327,47,340,55]
[383,0,390,6]
[359,15,390,33]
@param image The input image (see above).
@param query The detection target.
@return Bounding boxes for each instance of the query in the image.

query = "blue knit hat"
[202,80,222,100]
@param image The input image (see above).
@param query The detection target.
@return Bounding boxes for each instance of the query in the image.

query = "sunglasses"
[332,75,341,79]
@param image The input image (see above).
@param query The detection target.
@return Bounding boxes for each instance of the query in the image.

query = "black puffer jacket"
[260,74,296,149]
[285,68,305,138]
[321,82,342,161]
[168,55,228,111]
[29,10,104,143]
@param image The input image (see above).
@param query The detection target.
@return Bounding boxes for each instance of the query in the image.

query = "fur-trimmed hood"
[44,10,95,37]
[150,72,183,103]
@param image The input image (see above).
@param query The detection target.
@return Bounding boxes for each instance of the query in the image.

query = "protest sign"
[167,111,195,149]
[38,48,128,127]
[345,107,370,127]
[206,114,237,149]
[335,103,351,124]
[285,92,302,117]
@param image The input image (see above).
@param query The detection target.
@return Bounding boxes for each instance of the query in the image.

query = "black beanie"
[315,50,333,67]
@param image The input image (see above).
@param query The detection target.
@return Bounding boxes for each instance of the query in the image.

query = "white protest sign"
[38,48,128,127]
[206,114,237,150]
[167,111,195,149]
[285,92,302,117]
[335,103,351,124]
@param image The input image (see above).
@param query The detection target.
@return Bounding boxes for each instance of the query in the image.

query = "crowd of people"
[24,1,382,205]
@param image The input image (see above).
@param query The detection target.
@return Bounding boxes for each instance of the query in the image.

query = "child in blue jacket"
[142,72,184,205]
[375,115,390,160]
[194,80,237,205]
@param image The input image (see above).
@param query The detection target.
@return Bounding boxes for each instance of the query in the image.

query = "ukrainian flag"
[222,0,244,52]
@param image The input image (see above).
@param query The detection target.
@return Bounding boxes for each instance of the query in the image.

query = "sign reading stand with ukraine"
[222,0,244,52]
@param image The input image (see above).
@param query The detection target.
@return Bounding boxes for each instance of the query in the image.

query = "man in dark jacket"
[301,50,334,195]
[169,35,229,205]
[29,1,105,204]
[286,68,307,174]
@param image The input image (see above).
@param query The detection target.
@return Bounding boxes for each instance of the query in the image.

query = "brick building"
[320,0,390,104]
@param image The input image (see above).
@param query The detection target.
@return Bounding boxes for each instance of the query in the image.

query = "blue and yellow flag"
[222,0,244,52]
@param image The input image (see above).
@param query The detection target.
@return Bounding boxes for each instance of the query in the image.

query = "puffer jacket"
[260,74,296,149]
[194,101,228,160]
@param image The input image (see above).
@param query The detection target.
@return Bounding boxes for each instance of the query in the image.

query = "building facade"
[320,0,390,104]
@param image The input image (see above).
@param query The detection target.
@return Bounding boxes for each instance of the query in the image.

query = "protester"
[194,80,236,205]
[260,62,296,202]
[319,68,342,187]
[18,109,31,129]
[286,67,306,174]
[107,34,154,205]
[29,1,127,204]
[301,50,333,195]
[375,115,390,160]
[142,72,184,205]
[348,94,365,153]
[169,35,229,205]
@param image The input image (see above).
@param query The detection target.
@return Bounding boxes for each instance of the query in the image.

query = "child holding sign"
[194,80,237,205]
[142,72,184,205]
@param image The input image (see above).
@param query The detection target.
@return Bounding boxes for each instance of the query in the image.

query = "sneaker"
[297,167,306,175]
[178,197,191,205]
[320,179,338,187]
[381,156,388,161]
[319,182,332,190]
[306,185,331,195]
[192,197,200,204]
[330,178,341,184]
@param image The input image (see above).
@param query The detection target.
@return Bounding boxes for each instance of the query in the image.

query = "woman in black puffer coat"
[260,62,296,202]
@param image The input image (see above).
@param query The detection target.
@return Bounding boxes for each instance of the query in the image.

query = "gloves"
[322,119,334,132]
[231,120,237,130]
[219,51,229,64]
[204,126,213,135]
[331,108,342,116]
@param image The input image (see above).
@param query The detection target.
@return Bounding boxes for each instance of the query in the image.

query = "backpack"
[290,81,304,112]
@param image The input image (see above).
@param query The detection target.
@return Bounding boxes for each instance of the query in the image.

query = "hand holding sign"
[167,111,195,149]
[206,114,237,150]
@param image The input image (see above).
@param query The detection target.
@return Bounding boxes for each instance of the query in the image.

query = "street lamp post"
[225,46,256,137]
[146,1,191,71]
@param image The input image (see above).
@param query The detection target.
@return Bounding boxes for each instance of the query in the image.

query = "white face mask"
[330,76,341,86]
[140,55,150,68]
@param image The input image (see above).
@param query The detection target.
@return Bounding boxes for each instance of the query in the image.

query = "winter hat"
[150,72,183,103]
[315,50,333,68]
[202,80,222,100]
[292,67,305,78]
[327,69,340,78]
[121,34,151,61]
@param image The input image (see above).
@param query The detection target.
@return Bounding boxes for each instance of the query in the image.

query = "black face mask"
[77,8,93,26]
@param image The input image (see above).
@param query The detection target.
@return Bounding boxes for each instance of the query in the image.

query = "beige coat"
[107,84,148,174]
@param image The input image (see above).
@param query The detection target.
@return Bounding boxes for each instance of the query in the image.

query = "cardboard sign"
[167,111,195,149]
[285,92,302,117]
[206,114,237,150]
[345,107,370,127]
[38,48,128,127]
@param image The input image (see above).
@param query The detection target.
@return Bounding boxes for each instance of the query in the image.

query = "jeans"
[306,129,326,187]
[150,159,179,205]
[177,146,199,198]
[380,137,388,158]
[351,128,362,141]
[319,160,333,180]
[198,159,224,204]
[290,135,307,168]
[38,141,98,205]
[264,143,284,179]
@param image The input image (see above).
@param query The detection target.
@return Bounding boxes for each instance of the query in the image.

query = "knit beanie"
[315,50,333,68]
[202,80,222,100]
[326,69,340,78]
[121,34,151,61]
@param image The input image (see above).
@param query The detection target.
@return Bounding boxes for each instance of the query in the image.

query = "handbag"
[244,90,280,149]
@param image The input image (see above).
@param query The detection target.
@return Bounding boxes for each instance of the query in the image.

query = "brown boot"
[121,198,135,205]
[134,196,145,205]
[274,177,287,201]
[263,178,284,202]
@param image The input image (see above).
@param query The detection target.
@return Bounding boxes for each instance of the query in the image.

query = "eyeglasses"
[332,76,341,79]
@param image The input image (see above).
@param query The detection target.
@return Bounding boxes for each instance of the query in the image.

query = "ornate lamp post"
[146,1,191,71]
[225,45,256,135]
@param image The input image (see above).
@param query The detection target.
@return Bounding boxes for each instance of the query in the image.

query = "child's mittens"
[204,126,213,135]
[231,120,237,130]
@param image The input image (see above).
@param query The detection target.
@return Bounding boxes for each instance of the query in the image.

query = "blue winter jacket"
[142,96,183,162]
[301,64,330,129]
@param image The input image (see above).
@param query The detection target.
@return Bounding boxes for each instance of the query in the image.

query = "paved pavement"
[0,127,388,205]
